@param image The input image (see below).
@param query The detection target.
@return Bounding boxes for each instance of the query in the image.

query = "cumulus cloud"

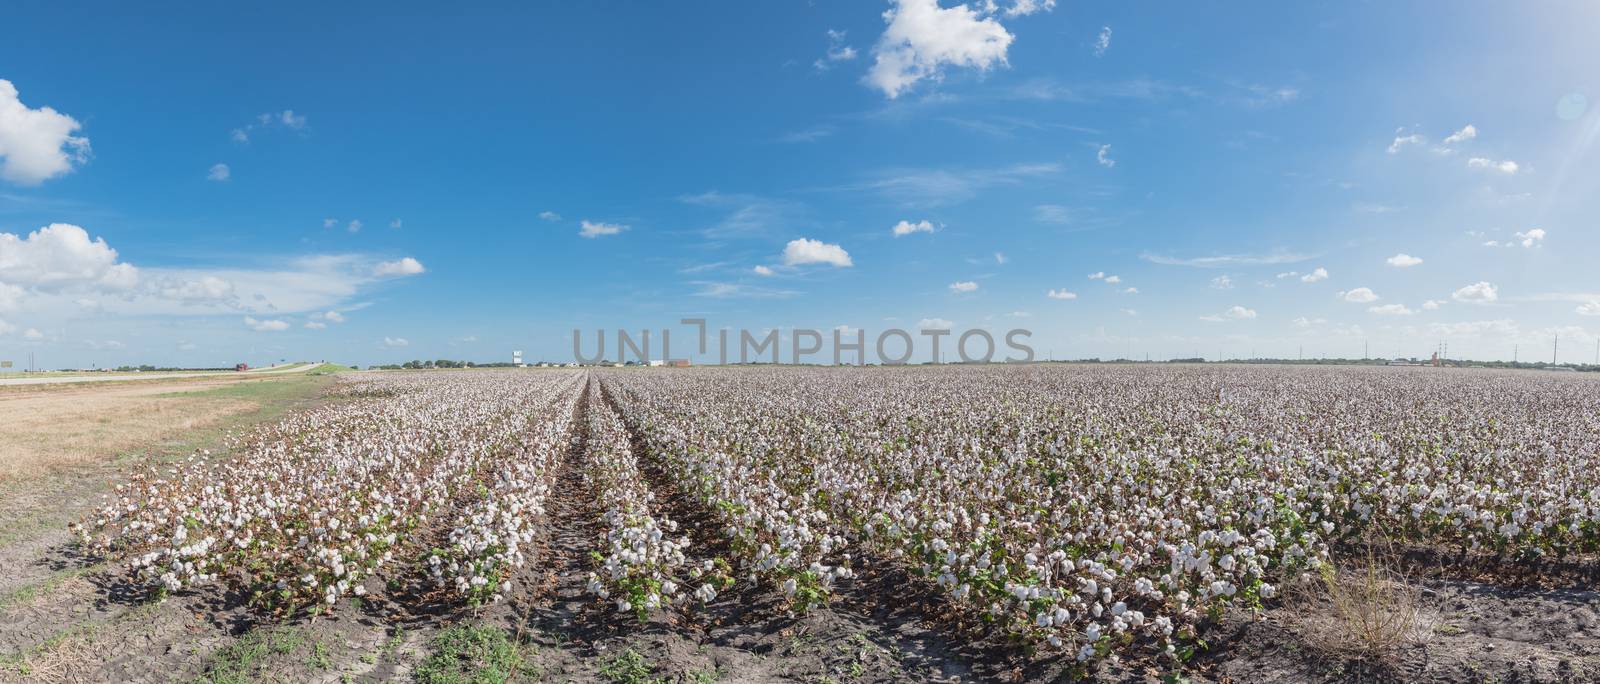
[867,0,1015,99]
[1467,157,1519,174]
[231,109,307,143]
[372,257,426,277]
[1096,144,1115,167]
[892,219,935,236]
[207,163,230,181]
[0,80,91,185]
[1386,253,1423,267]
[1121,287,1139,294]
[1577,301,1600,316]
[579,220,627,238]
[917,317,954,330]
[1005,0,1056,16]
[243,316,289,332]
[752,265,775,276]
[1452,281,1498,304]
[347,219,363,233]
[1368,303,1415,316]
[1387,131,1423,154]
[1423,299,1445,310]
[1093,26,1112,57]
[389,218,402,229]
[948,280,978,293]
[538,211,561,221]
[1443,124,1477,145]
[782,238,853,267]
[815,29,858,70]
[1103,275,1122,284]
[23,327,43,340]
[1200,305,1256,322]
[1210,275,1233,289]
[1046,288,1077,300]
[304,321,326,329]
[1300,267,1329,282]
[1340,287,1379,303]
[383,336,409,348]
[0,223,137,289]
[1514,228,1546,247]
[1087,271,1106,280]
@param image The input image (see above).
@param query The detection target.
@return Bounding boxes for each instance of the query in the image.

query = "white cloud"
[891,219,935,236]
[383,336,409,348]
[347,220,363,233]
[323,218,338,229]
[1340,287,1379,303]
[1467,157,1519,174]
[538,211,561,221]
[1121,287,1139,294]
[0,223,137,289]
[23,327,42,340]
[0,80,91,185]
[1046,288,1077,300]
[949,280,978,293]
[782,238,853,267]
[1385,253,1423,267]
[867,0,1015,99]
[1387,132,1423,154]
[815,29,858,70]
[1443,124,1477,145]
[1514,228,1546,247]
[917,317,954,330]
[158,275,236,303]
[304,321,327,329]
[752,265,775,276]
[1368,303,1415,316]
[325,310,346,323]
[1121,308,1138,317]
[1096,144,1115,168]
[389,218,403,229]
[231,110,307,143]
[579,220,627,238]
[1005,0,1056,16]
[372,257,426,277]
[1005,310,1031,318]
[1093,26,1112,57]
[1200,305,1256,322]
[1141,251,1311,268]
[993,252,1006,265]
[1087,271,1105,280]
[1103,275,1122,284]
[244,316,289,332]
[1423,299,1445,310]
[207,163,230,182]
[1452,281,1498,304]
[1577,301,1600,317]
[0,282,24,311]
[1210,275,1234,289]
[1300,267,1329,282]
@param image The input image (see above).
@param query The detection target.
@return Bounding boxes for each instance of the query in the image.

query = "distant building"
[512,350,525,368]
[648,360,665,367]
[667,359,691,368]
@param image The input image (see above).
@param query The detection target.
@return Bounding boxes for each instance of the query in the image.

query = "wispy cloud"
[1141,251,1311,268]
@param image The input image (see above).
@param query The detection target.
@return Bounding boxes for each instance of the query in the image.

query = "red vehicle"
[235,363,250,371]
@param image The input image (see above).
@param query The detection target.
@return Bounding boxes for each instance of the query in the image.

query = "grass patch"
[193,627,306,684]
[599,648,666,684]
[413,624,533,684]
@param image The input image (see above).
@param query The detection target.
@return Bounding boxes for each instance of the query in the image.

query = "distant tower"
[512,350,524,367]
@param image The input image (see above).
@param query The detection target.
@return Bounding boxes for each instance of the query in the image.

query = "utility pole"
[1553,333,1559,365]
[1514,344,1518,364]
[1364,340,1369,360]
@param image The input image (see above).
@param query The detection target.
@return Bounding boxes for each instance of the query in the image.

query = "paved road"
[0,363,324,387]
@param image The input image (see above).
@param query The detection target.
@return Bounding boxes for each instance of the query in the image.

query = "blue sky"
[2,1,1598,367]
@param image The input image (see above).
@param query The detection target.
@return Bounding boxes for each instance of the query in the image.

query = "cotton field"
[56,365,1600,680]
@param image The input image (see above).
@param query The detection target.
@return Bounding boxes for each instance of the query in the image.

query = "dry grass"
[2,631,96,684]
[1297,541,1428,661]
[0,384,255,483]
